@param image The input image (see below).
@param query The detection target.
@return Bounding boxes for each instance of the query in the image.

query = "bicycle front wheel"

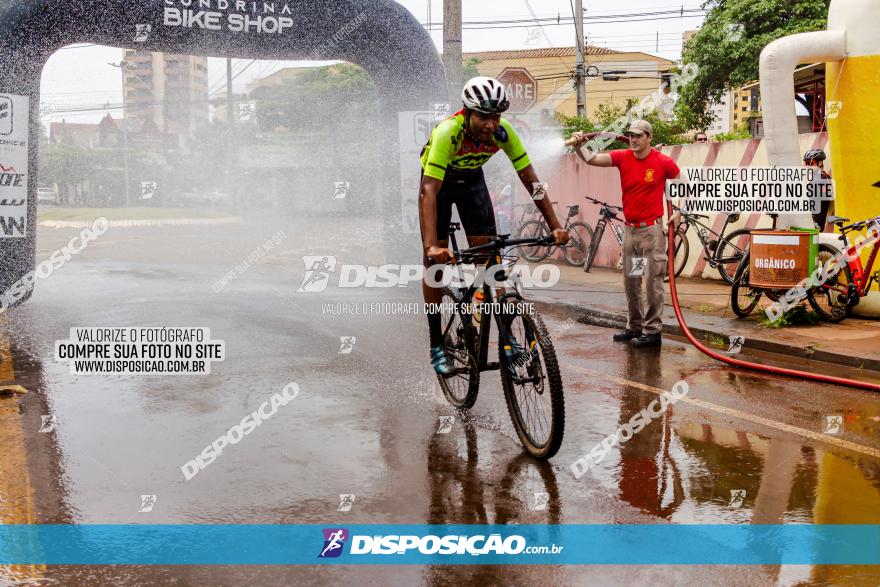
[498,306,565,459]
[673,228,689,277]
[714,228,751,285]
[807,243,854,323]
[583,223,605,272]
[519,220,551,262]
[730,252,762,317]
[562,221,593,266]
[438,287,480,409]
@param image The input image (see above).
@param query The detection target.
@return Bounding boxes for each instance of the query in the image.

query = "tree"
[675,0,828,130]
[462,57,482,80]
[557,101,688,150]
[250,63,378,135]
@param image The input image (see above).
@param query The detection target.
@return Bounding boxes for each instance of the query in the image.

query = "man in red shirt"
[569,120,680,347]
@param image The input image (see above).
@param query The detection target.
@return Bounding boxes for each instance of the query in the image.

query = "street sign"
[498,68,538,113]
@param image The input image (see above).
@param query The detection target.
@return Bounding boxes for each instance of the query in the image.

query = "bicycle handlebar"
[840,215,880,234]
[670,203,709,220]
[457,235,556,263]
[584,195,623,212]
[427,235,556,266]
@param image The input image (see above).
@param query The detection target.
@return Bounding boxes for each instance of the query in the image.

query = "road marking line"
[565,363,880,460]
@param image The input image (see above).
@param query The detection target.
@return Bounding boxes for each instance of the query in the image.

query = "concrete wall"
[536,132,837,276]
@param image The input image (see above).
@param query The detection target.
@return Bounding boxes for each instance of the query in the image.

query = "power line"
[420,7,705,26]
[419,8,706,29]
[209,59,257,97]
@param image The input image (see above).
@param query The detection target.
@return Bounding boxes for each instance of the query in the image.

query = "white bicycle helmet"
[461,76,510,114]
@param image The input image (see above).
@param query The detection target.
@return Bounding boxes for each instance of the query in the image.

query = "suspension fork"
[594,218,607,244]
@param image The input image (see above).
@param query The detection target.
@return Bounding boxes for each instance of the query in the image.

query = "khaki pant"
[622,223,666,335]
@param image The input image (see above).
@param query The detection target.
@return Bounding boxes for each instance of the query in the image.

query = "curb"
[38,217,243,229]
[534,298,880,373]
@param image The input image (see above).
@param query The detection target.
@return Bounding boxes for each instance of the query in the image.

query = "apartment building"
[122,50,209,142]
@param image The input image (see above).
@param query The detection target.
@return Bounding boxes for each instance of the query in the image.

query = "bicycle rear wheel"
[582,223,605,272]
[497,306,565,459]
[807,243,854,323]
[519,220,551,262]
[437,287,480,409]
[673,228,689,277]
[714,228,751,285]
[730,252,762,317]
[562,221,592,266]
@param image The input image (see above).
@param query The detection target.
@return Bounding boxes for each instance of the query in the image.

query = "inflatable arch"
[0,0,447,302]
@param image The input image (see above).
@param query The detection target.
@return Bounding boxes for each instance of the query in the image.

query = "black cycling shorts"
[426,167,497,242]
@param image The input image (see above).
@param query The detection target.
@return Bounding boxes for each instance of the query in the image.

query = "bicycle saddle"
[827,215,850,225]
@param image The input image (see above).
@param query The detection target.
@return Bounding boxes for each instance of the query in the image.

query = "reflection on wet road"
[0,220,878,585]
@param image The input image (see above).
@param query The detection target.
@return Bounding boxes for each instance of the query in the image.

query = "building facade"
[122,50,209,141]
[463,47,675,121]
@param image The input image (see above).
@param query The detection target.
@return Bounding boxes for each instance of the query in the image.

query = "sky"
[39,0,707,124]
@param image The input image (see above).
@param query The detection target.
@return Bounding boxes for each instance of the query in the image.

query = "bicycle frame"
[445,227,522,373]
[842,229,880,295]
[595,206,624,248]
[681,214,740,265]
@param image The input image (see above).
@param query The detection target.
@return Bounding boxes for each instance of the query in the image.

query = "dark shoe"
[430,346,455,377]
[632,333,662,348]
[504,338,532,362]
[613,329,642,342]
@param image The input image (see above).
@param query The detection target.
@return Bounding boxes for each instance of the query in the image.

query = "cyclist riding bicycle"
[803,148,833,229]
[419,76,569,375]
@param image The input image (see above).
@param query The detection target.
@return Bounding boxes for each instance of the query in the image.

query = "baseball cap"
[626,120,653,136]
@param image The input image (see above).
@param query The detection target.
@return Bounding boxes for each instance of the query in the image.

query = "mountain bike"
[729,222,817,318]
[431,222,565,459]
[516,201,593,266]
[730,249,799,317]
[582,196,624,272]
[512,202,545,262]
[806,214,880,322]
[671,206,751,284]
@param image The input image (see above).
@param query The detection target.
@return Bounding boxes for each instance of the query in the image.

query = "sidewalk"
[528,264,880,373]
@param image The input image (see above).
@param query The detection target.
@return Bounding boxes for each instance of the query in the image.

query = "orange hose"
[664,201,880,391]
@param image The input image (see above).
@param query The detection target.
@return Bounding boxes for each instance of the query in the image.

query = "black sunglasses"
[477,98,509,112]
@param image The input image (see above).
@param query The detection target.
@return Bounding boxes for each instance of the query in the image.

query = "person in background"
[803,148,833,230]
[568,120,681,348]
[694,132,708,144]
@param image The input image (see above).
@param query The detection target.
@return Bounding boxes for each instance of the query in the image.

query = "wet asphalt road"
[1,216,879,586]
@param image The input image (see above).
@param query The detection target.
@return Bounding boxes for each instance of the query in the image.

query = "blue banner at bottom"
[0,525,878,565]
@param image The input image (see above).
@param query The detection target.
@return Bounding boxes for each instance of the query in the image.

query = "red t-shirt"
[610,148,680,223]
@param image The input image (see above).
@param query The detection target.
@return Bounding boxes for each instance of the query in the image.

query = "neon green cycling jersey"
[420,109,531,181]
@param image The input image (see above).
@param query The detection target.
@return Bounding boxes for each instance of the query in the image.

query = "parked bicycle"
[729,250,787,317]
[431,222,566,459]
[729,221,824,319]
[670,206,751,284]
[582,195,625,272]
[515,201,592,266]
[806,214,880,322]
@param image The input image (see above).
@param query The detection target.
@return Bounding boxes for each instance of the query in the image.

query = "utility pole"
[226,57,237,196]
[443,0,462,105]
[574,0,586,118]
[109,60,131,207]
